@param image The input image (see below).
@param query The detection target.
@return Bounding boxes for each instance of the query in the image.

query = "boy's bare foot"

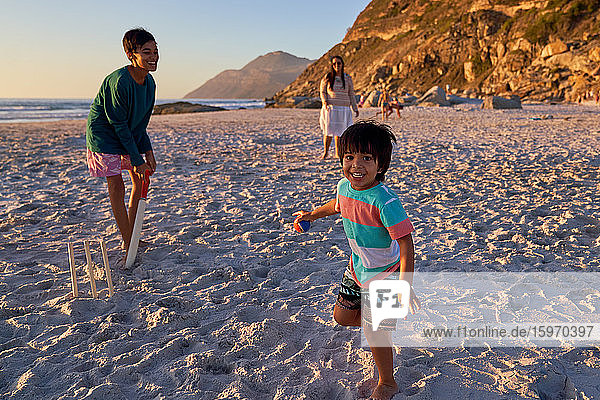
[116,255,129,270]
[369,382,398,400]
[122,239,151,250]
[321,153,328,160]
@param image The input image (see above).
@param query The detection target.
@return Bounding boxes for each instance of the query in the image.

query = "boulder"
[365,90,381,107]
[417,86,450,106]
[296,97,322,109]
[400,95,417,105]
[482,95,522,109]
[447,94,472,105]
[541,41,568,58]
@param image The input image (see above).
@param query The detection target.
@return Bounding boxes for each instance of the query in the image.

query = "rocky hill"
[184,51,314,99]
[274,0,600,103]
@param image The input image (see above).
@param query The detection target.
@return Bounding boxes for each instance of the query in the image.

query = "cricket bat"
[125,170,151,268]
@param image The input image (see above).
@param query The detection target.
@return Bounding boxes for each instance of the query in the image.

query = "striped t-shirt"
[335,178,414,287]
[319,73,358,112]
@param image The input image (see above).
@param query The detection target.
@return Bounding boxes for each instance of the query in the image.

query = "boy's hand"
[292,210,314,222]
[409,287,421,315]
[133,162,152,178]
[293,199,338,223]
[145,150,157,173]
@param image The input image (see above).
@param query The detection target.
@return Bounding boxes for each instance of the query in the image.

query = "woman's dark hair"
[325,56,345,91]
[338,121,397,182]
[123,28,155,58]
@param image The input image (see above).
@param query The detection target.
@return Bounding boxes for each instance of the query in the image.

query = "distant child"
[293,121,419,400]
[358,94,366,108]
[376,88,392,121]
[389,96,403,118]
[86,28,158,253]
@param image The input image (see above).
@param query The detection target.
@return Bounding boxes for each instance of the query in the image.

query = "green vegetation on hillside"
[525,0,599,44]
[470,54,493,75]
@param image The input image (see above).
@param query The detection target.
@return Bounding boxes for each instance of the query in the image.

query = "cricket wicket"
[67,239,114,298]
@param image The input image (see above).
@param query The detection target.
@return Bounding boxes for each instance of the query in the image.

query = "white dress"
[319,105,353,137]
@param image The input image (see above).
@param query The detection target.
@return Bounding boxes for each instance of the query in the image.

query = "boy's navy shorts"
[336,264,397,330]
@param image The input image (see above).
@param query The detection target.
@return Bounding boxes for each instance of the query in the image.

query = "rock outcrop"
[153,102,225,115]
[184,51,314,99]
[274,0,600,105]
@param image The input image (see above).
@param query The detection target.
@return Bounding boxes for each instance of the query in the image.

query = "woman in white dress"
[319,56,359,159]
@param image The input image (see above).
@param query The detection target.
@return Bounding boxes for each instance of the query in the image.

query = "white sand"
[1,106,600,399]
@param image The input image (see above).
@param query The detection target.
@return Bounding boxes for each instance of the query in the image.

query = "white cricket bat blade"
[125,199,147,268]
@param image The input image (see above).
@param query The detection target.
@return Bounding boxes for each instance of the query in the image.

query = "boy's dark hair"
[123,28,155,58]
[338,121,397,182]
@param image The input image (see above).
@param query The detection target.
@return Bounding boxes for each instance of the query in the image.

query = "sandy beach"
[2,106,600,399]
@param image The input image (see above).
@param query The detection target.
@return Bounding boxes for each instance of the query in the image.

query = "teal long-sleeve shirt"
[86,66,155,166]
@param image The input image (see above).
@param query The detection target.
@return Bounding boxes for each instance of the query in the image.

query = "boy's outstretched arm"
[397,233,421,314]
[293,199,338,222]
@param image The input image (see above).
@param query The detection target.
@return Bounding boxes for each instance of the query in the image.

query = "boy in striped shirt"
[294,121,419,400]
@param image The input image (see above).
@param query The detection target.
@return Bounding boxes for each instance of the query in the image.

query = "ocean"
[0,98,265,123]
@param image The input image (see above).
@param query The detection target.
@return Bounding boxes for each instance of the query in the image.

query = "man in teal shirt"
[86,28,158,254]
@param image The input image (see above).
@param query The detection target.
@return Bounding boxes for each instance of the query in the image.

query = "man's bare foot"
[369,382,398,400]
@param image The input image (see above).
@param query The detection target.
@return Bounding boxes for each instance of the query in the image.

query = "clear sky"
[0,0,370,99]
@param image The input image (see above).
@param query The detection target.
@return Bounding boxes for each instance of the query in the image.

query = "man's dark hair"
[123,28,155,58]
[338,121,397,182]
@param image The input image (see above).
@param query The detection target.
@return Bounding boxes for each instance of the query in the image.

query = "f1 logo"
[369,279,411,330]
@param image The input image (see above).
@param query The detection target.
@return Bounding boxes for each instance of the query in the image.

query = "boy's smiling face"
[342,152,382,191]
[129,40,159,72]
